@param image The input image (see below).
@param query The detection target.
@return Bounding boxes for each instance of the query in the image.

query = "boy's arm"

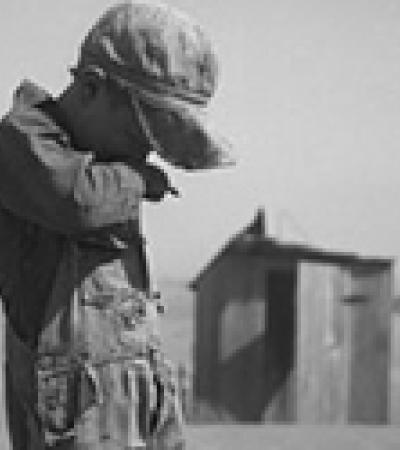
[0,121,144,234]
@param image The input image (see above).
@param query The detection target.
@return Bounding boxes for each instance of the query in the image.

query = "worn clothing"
[0,81,184,449]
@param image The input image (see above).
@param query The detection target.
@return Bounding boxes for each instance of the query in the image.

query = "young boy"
[0,2,231,449]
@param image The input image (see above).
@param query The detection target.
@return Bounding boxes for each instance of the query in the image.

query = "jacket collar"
[5,80,71,146]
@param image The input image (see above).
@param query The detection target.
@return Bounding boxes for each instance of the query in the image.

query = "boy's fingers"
[167,186,180,198]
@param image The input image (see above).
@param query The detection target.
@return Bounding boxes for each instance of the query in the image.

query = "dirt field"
[185,425,400,450]
[1,423,399,450]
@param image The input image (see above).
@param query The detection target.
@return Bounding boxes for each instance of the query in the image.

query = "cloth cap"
[74,1,234,170]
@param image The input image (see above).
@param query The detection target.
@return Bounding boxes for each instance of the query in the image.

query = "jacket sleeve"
[0,121,144,235]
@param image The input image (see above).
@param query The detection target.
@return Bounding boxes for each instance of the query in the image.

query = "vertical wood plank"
[296,262,348,424]
[347,267,392,423]
[0,302,12,450]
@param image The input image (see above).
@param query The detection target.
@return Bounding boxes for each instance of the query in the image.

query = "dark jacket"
[1,81,183,450]
[0,81,154,449]
[0,81,146,348]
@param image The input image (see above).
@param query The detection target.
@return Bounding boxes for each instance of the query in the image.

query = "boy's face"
[73,78,149,163]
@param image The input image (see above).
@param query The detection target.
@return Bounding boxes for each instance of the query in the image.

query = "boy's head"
[60,68,149,163]
[59,1,233,169]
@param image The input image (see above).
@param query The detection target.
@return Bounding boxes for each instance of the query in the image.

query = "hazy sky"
[1,0,400,285]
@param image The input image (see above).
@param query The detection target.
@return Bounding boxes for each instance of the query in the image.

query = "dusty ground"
[2,423,399,450]
[185,425,400,450]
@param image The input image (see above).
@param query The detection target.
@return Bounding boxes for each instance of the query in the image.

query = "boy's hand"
[139,164,179,202]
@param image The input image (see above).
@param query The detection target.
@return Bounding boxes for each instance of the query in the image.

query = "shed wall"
[195,253,300,423]
[217,253,268,421]
[347,267,391,423]
[297,262,392,424]
[391,313,400,424]
[262,264,297,423]
[296,262,350,423]
[0,304,11,448]
[195,251,271,421]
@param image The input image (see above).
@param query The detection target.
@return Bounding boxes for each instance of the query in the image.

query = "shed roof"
[190,209,393,290]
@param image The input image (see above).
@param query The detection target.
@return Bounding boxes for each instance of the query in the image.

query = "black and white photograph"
[1,1,400,449]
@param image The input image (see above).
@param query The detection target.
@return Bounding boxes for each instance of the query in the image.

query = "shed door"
[264,268,297,422]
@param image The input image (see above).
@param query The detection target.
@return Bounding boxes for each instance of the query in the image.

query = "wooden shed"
[190,210,393,424]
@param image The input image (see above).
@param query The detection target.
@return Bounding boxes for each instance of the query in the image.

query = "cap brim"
[138,99,235,171]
